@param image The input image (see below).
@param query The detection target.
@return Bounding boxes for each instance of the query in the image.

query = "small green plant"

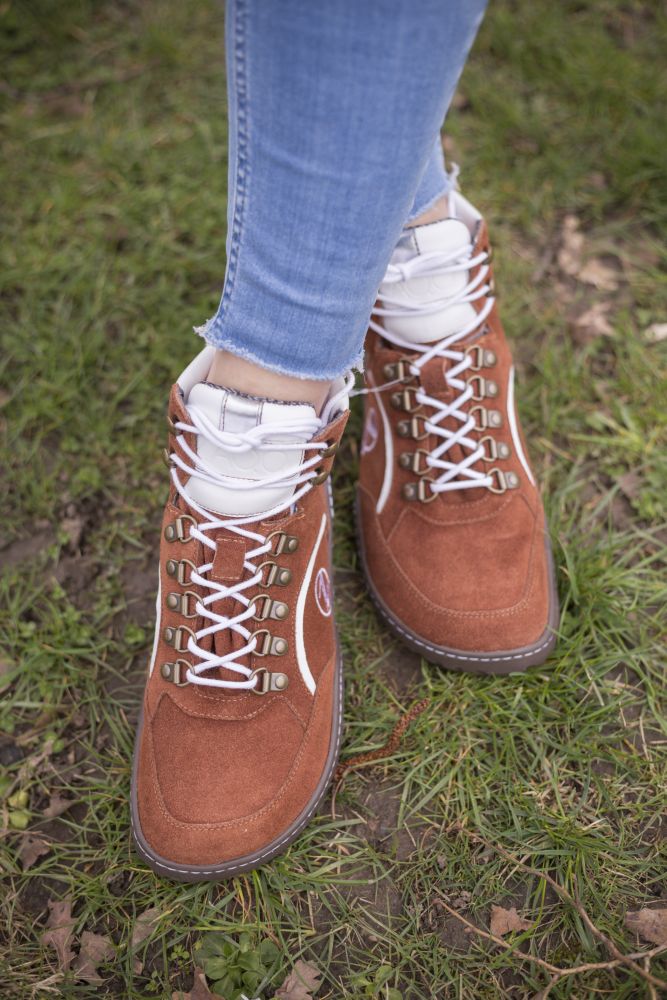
[197,932,280,1000]
[352,965,403,1000]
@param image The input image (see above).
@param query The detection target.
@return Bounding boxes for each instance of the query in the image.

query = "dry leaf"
[172,967,226,1000]
[43,898,75,971]
[274,958,322,1000]
[0,657,15,693]
[60,514,84,550]
[557,215,584,276]
[18,834,51,870]
[131,906,161,974]
[578,258,620,291]
[44,793,74,818]
[573,302,614,340]
[73,931,114,983]
[489,904,533,937]
[625,907,667,945]
[645,322,667,343]
[131,905,161,950]
[617,470,641,501]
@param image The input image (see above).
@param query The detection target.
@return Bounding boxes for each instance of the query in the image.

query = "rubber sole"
[355,492,559,675]
[130,644,343,882]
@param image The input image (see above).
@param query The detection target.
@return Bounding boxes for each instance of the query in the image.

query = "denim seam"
[218,0,249,321]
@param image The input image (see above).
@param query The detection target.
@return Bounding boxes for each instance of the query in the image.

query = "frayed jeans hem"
[194,317,365,381]
[404,182,452,225]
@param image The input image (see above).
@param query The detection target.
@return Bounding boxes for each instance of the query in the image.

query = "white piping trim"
[367,370,393,514]
[148,574,161,676]
[295,513,327,695]
[507,365,535,486]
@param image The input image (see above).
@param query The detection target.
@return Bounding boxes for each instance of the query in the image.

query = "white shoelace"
[167,377,352,691]
[368,241,496,494]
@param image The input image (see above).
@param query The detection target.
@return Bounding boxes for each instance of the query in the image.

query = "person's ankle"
[405,192,452,228]
[207,349,332,414]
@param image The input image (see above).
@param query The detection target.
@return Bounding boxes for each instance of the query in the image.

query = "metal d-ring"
[163,624,196,652]
[160,659,190,686]
[165,590,199,618]
[249,666,289,694]
[164,514,197,543]
[267,530,299,555]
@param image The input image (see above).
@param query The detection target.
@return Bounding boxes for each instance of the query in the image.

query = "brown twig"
[437,895,655,981]
[447,825,667,992]
[333,697,430,784]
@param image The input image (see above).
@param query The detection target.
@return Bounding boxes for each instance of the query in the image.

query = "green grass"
[1,1,666,997]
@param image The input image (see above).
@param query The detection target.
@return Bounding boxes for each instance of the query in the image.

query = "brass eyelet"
[402,477,437,503]
[251,594,289,622]
[310,467,329,486]
[383,358,414,383]
[267,530,299,555]
[487,468,520,494]
[165,590,199,618]
[470,406,502,432]
[470,405,488,431]
[251,595,271,621]
[467,376,499,401]
[398,449,431,475]
[162,448,173,468]
[466,345,497,371]
[479,437,511,463]
[165,558,196,586]
[251,630,289,657]
[163,624,196,652]
[397,415,429,440]
[166,412,180,434]
[259,561,292,587]
[160,659,190,686]
[251,629,271,656]
[249,666,289,695]
[164,514,197,543]
[320,439,339,459]
[390,387,421,413]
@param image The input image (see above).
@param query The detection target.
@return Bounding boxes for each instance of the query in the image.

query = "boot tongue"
[381,216,478,345]
[184,382,318,517]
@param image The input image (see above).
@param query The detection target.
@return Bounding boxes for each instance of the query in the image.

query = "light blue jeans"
[199,0,488,379]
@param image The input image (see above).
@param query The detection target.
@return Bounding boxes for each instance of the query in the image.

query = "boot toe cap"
[359,487,555,657]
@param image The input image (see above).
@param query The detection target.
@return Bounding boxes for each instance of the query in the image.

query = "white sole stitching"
[372,589,554,662]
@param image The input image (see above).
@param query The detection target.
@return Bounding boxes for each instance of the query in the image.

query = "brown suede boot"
[131,348,350,880]
[357,191,559,674]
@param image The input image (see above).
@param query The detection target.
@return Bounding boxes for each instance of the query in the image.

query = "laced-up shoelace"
[365,239,496,494]
[167,375,353,691]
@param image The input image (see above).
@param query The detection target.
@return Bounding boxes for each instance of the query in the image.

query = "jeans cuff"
[404,161,460,224]
[194,316,365,381]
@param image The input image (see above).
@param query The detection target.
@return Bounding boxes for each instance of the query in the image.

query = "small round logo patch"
[361,406,379,455]
[314,567,332,618]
